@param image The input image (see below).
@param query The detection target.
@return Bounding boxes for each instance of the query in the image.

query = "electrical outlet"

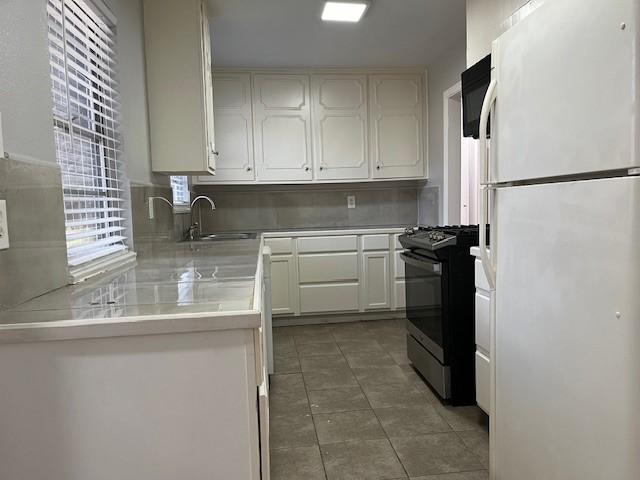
[0,200,9,250]
[347,195,356,209]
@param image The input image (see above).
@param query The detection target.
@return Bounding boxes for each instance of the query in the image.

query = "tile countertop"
[262,225,409,237]
[0,237,264,344]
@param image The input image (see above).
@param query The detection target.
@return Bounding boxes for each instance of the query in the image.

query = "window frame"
[170,176,191,213]
[47,0,136,283]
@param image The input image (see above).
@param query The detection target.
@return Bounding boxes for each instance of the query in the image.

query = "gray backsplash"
[192,182,423,232]
[0,157,68,310]
[130,184,192,242]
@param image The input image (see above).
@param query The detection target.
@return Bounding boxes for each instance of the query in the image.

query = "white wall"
[0,0,167,188]
[0,0,57,163]
[421,40,467,225]
[104,0,169,187]
[466,0,529,66]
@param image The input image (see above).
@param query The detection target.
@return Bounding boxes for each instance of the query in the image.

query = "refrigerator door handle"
[479,78,497,289]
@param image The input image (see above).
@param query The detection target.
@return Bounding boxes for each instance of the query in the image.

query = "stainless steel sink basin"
[192,232,257,241]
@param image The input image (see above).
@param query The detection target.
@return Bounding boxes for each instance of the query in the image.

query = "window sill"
[68,250,137,285]
[172,204,191,214]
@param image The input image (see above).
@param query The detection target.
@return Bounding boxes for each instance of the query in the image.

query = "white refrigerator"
[477,0,640,478]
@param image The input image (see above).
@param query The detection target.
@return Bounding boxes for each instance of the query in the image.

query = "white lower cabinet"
[299,283,360,313]
[269,255,298,315]
[471,250,493,414]
[392,235,406,309]
[362,251,390,310]
[475,350,491,414]
[298,252,359,283]
[268,230,406,317]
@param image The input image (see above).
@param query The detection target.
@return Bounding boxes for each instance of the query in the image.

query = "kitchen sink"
[189,232,257,241]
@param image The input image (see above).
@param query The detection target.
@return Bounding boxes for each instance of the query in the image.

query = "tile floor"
[270,318,489,480]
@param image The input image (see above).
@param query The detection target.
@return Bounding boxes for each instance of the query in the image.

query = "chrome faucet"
[185,222,200,241]
[147,196,173,219]
[185,195,215,241]
[190,195,216,210]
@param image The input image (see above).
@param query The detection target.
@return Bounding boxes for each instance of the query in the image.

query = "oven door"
[401,252,445,362]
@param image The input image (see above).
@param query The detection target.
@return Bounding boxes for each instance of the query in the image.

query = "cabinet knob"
[246,166,252,172]
[376,165,381,170]
[304,166,310,172]
[319,166,324,171]
[212,150,219,156]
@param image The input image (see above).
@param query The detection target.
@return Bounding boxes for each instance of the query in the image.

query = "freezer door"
[492,0,640,183]
[493,176,640,479]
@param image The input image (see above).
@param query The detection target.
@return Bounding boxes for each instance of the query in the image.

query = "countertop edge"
[263,227,406,238]
[0,237,267,345]
[0,309,263,344]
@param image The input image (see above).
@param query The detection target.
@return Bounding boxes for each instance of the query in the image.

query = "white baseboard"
[273,310,406,327]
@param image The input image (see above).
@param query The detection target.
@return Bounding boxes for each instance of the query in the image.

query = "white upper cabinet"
[311,75,369,180]
[253,74,313,182]
[197,73,254,183]
[369,74,424,179]
[191,69,427,184]
[143,0,216,174]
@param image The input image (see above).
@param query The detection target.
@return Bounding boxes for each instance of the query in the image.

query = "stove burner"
[400,225,480,251]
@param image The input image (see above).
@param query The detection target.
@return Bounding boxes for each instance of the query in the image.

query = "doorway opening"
[443,82,480,225]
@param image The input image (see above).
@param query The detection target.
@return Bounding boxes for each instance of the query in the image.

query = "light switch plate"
[0,200,9,250]
[347,195,356,209]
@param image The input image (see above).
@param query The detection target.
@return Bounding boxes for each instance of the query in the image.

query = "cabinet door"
[270,255,297,315]
[369,74,424,179]
[200,2,216,172]
[253,74,313,182]
[311,75,369,180]
[363,252,390,310]
[196,73,254,183]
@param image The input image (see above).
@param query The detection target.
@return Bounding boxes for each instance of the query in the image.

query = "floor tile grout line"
[335,331,413,480]
[452,429,490,468]
[301,364,330,480]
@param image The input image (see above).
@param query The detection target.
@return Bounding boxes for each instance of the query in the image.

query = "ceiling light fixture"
[321,1,370,23]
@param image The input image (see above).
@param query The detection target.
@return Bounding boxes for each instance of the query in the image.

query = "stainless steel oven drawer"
[407,334,450,400]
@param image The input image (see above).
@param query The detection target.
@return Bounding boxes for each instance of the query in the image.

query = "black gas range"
[399,225,480,406]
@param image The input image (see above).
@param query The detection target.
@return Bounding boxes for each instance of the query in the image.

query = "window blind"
[170,176,190,206]
[47,0,130,270]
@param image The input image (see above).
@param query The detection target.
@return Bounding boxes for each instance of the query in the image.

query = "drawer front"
[394,250,406,278]
[475,350,490,414]
[362,234,389,251]
[265,237,293,254]
[299,283,359,313]
[474,258,491,291]
[475,291,491,353]
[297,235,357,253]
[298,252,358,283]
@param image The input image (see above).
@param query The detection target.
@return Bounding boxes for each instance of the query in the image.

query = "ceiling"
[205,0,466,67]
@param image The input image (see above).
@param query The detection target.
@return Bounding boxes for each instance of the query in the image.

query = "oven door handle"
[400,253,442,275]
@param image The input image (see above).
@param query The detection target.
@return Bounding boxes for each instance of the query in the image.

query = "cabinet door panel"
[312,75,369,180]
[270,255,297,315]
[253,74,312,181]
[363,252,390,310]
[201,3,216,171]
[394,280,406,309]
[370,74,424,179]
[196,73,254,183]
